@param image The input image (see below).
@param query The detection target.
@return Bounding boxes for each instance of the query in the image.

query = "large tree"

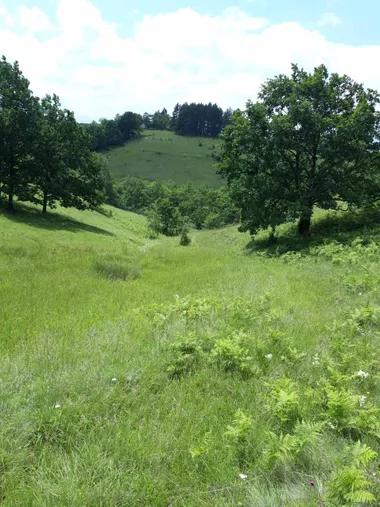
[0,56,39,211]
[27,95,107,213]
[218,64,380,235]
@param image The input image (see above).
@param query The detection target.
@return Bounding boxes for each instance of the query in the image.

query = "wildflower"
[239,473,248,480]
[327,421,337,430]
[265,354,273,359]
[357,370,369,378]
[54,404,61,409]
[312,353,320,366]
[359,395,367,407]
[111,378,117,382]
[309,481,315,486]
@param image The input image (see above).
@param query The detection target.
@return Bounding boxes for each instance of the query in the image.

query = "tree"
[27,95,108,213]
[85,121,107,151]
[116,112,142,141]
[151,110,171,130]
[101,118,123,147]
[222,107,233,128]
[218,64,380,236]
[142,112,153,129]
[171,103,180,131]
[0,56,39,211]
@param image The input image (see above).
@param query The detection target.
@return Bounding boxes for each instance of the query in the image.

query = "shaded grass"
[105,130,223,186]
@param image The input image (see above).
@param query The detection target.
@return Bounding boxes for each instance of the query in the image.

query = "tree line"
[171,103,233,137]
[0,56,109,213]
[113,178,239,236]
[82,102,234,153]
[82,112,143,152]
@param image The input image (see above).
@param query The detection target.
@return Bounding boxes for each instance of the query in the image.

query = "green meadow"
[104,130,222,186]
[1,203,380,505]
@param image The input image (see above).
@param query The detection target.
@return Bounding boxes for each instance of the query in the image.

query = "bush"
[179,231,191,246]
[204,213,224,229]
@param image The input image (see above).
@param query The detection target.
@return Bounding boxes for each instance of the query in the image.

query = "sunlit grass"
[104,130,222,186]
[1,202,380,505]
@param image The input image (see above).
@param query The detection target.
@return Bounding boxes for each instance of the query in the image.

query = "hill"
[104,130,223,186]
[1,203,380,505]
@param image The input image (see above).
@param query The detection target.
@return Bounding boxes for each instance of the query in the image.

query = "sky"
[1,0,380,122]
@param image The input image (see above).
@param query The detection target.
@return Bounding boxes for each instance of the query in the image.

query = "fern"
[326,442,377,505]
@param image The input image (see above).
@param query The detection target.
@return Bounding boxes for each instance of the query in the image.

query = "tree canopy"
[218,64,380,235]
[0,56,109,213]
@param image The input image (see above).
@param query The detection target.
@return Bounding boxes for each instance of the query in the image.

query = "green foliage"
[225,409,252,441]
[179,230,191,246]
[266,378,300,425]
[210,334,253,376]
[115,177,239,236]
[84,112,142,151]
[0,55,39,211]
[0,56,109,214]
[172,102,228,137]
[326,442,377,505]
[218,64,380,236]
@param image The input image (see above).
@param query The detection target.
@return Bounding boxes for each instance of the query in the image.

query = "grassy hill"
[104,130,223,186]
[1,203,380,505]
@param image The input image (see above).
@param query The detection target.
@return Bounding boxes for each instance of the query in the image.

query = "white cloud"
[19,5,55,33]
[318,12,341,27]
[0,1,379,122]
[0,0,13,26]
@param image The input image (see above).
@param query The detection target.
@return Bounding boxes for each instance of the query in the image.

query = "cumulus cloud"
[0,0,13,26]
[19,5,55,33]
[318,12,341,27]
[0,0,378,122]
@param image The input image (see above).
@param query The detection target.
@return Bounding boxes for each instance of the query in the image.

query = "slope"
[104,130,223,186]
[1,204,380,505]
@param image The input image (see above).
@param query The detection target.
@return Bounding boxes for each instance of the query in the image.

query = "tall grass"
[1,202,380,505]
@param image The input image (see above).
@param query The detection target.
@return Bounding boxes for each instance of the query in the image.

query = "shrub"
[179,231,191,246]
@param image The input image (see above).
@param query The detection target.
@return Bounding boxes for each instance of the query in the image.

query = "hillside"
[1,203,380,505]
[104,130,223,186]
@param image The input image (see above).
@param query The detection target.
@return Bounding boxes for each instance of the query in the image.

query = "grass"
[104,130,223,186]
[1,202,380,505]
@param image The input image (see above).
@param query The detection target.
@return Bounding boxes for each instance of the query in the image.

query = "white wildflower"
[327,421,337,430]
[312,353,320,366]
[357,370,369,378]
[265,354,273,359]
[54,404,61,409]
[239,473,248,480]
[359,395,367,407]
[111,378,117,382]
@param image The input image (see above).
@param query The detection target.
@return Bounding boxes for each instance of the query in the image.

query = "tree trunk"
[7,191,14,212]
[42,190,48,214]
[7,151,15,212]
[298,203,313,236]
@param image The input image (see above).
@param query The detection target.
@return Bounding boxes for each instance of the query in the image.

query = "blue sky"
[1,0,379,121]
[15,0,380,45]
